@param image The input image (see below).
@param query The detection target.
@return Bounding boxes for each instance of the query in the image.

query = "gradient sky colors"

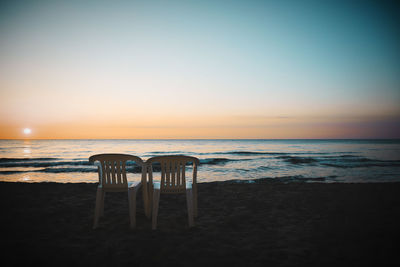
[1,0,399,139]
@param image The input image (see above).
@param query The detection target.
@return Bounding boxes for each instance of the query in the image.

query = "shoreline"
[1,180,400,266]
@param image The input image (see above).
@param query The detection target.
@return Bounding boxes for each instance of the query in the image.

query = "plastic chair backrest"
[147,155,199,193]
[89,154,144,191]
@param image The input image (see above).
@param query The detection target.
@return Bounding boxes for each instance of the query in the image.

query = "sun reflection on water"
[21,175,31,182]
[23,140,32,157]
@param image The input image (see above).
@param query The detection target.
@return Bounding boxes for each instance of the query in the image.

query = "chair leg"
[147,166,154,219]
[128,189,137,229]
[93,187,103,229]
[152,189,160,230]
[186,189,194,227]
[193,187,198,218]
[100,191,105,217]
[142,182,149,219]
[147,182,153,219]
[143,182,152,219]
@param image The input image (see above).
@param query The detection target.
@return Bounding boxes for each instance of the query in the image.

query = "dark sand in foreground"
[1,180,400,266]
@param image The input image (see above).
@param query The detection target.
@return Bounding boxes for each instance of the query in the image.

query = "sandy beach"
[1,179,400,266]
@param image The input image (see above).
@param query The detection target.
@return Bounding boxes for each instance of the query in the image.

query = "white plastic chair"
[89,153,146,229]
[147,155,200,229]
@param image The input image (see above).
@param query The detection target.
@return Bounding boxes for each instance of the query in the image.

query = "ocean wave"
[277,156,318,164]
[0,157,238,174]
[0,168,95,174]
[0,166,144,174]
[209,151,353,156]
[148,158,238,167]
[318,155,400,168]
[277,155,400,168]
[2,154,398,176]
[226,176,328,184]
[147,151,187,155]
[0,160,92,168]
[214,151,288,156]
[0,158,148,168]
[0,170,28,174]
[256,166,272,171]
[320,160,400,168]
[271,176,327,182]
[0,157,58,163]
[199,158,232,165]
[38,167,97,173]
[266,175,328,183]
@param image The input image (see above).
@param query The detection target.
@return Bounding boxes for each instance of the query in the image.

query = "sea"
[0,139,399,183]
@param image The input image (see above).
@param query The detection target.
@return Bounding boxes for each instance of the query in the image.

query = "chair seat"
[153,181,192,190]
[128,181,141,188]
[98,181,141,192]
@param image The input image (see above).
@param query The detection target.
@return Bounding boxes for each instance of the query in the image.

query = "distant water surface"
[0,139,399,183]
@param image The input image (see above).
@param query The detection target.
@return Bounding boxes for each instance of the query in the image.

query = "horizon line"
[1,138,399,141]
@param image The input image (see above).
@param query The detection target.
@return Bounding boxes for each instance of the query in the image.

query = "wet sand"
[1,179,400,266]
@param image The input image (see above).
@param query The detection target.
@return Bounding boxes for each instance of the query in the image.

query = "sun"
[23,128,32,135]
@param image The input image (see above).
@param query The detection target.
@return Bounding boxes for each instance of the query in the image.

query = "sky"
[0,0,399,139]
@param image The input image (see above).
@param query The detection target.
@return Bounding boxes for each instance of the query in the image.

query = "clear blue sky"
[1,0,399,138]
